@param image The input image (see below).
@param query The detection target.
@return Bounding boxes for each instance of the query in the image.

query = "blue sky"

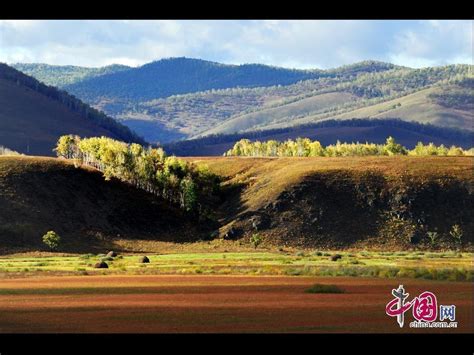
[0,20,471,69]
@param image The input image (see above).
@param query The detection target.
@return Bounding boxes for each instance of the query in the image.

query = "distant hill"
[199,65,473,136]
[63,57,328,103]
[0,63,145,156]
[11,63,130,87]
[163,119,474,156]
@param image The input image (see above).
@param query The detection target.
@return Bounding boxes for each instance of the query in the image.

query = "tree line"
[164,118,474,156]
[55,135,220,214]
[224,137,474,157]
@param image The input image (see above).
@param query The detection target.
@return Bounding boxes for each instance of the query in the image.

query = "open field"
[0,250,472,281]
[0,275,471,333]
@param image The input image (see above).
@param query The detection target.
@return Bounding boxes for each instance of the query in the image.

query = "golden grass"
[188,156,474,211]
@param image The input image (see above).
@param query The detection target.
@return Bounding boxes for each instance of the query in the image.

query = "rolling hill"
[0,156,206,254]
[188,155,474,249]
[13,59,402,143]
[63,57,326,103]
[0,63,145,156]
[12,59,472,146]
[1,154,472,253]
[112,63,472,142]
[200,66,473,136]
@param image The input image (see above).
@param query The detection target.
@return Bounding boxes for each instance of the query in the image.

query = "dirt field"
[0,275,471,333]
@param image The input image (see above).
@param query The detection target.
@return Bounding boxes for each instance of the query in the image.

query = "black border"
[0,333,472,353]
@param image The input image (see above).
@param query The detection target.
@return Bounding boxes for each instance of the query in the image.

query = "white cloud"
[0,20,471,69]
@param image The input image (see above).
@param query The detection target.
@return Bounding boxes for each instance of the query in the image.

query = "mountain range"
[7,58,474,151]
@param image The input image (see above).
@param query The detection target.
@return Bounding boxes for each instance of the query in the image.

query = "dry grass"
[189,156,474,211]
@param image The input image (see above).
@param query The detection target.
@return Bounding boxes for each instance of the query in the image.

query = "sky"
[0,20,472,69]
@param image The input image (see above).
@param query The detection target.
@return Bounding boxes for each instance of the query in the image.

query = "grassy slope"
[329,85,473,129]
[189,156,474,249]
[190,156,474,211]
[0,156,205,254]
[197,92,358,136]
[202,85,473,136]
[0,78,125,156]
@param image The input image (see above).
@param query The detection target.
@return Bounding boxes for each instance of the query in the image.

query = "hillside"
[201,66,473,136]
[1,155,472,253]
[163,119,474,156]
[12,59,473,145]
[0,64,145,156]
[0,156,207,254]
[14,59,402,143]
[188,156,474,249]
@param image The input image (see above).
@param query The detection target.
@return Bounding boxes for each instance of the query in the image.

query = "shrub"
[426,231,438,246]
[42,231,61,251]
[249,233,262,249]
[305,284,344,294]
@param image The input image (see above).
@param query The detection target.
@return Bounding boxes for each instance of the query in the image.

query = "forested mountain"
[0,63,145,156]
[12,63,130,87]
[63,57,327,102]
[13,58,473,145]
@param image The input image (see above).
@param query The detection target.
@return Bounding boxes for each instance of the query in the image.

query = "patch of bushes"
[305,284,344,294]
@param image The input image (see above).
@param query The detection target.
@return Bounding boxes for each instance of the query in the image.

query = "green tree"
[449,224,463,245]
[383,136,406,156]
[42,231,61,251]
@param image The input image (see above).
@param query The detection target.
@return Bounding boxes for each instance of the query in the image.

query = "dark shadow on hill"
[229,169,474,249]
[0,157,215,254]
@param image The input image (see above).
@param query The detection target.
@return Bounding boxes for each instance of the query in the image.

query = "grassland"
[0,250,472,282]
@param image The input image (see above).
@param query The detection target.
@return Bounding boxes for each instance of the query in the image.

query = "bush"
[249,233,262,249]
[305,284,344,294]
[426,231,439,247]
[42,231,61,251]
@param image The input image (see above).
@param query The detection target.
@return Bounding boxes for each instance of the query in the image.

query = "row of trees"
[55,135,220,213]
[224,137,474,157]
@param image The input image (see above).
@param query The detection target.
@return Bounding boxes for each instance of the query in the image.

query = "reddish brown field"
[0,275,472,333]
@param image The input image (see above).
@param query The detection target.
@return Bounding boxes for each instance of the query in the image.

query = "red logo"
[385,285,438,327]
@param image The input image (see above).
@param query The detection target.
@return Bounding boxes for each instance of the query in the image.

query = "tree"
[42,231,61,251]
[383,136,406,156]
[180,177,197,211]
[449,224,463,245]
